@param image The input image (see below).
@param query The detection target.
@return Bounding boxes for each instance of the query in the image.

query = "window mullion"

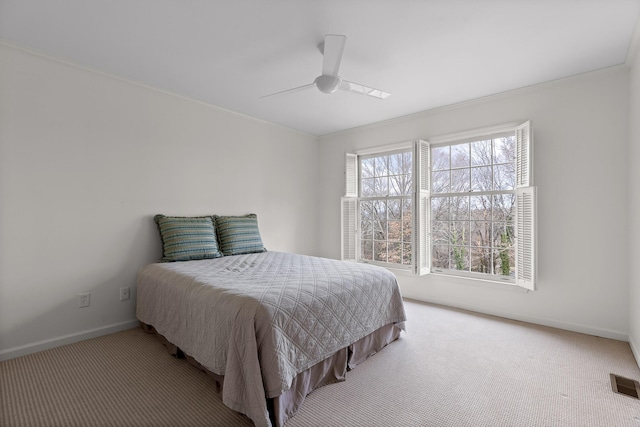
[434,190,514,198]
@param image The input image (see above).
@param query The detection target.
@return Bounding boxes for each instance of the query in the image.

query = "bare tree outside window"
[360,150,412,266]
[344,122,532,286]
[431,135,516,278]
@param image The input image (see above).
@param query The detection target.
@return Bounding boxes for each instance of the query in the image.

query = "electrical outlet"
[120,287,130,301]
[78,293,90,308]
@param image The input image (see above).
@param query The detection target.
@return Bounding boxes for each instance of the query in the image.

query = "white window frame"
[342,141,415,270]
[342,121,535,291]
[358,147,415,271]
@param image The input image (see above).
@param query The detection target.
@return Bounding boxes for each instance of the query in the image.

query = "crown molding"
[320,65,627,141]
[0,39,317,140]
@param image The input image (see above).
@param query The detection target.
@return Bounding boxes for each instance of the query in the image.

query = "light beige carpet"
[2,299,639,426]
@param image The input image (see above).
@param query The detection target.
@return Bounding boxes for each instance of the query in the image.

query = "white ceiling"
[1,0,639,136]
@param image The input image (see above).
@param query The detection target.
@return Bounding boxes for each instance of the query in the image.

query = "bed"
[136,251,406,426]
[136,214,406,426]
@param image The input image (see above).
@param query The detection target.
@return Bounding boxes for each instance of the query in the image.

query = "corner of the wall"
[630,334,640,371]
[0,319,139,362]
[626,14,640,67]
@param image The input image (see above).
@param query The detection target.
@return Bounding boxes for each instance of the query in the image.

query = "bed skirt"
[140,322,401,426]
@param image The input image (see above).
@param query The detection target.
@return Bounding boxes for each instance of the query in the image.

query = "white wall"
[629,47,640,363]
[0,44,319,359]
[318,67,631,340]
[1,39,636,362]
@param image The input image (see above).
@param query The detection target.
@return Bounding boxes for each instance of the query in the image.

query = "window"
[342,121,535,290]
[359,149,413,267]
[431,133,516,280]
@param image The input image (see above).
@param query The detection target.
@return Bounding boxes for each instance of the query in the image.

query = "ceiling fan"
[262,34,391,100]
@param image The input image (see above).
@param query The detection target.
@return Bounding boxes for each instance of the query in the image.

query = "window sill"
[428,271,530,292]
[359,260,413,274]
[360,262,531,292]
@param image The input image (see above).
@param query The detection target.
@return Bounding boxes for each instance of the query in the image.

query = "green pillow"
[214,214,266,256]
[154,215,223,261]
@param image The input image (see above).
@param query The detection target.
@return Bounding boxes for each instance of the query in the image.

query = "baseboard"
[407,297,629,342]
[0,319,139,362]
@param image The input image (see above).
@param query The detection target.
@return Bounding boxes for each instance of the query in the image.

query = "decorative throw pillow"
[154,215,223,262]
[214,214,266,256]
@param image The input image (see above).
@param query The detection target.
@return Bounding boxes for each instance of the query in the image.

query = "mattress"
[136,251,406,426]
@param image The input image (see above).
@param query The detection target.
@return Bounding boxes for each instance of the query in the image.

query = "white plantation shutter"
[516,121,532,188]
[516,187,535,290]
[341,197,358,261]
[342,153,358,261]
[414,140,430,275]
[345,153,358,197]
[515,121,536,290]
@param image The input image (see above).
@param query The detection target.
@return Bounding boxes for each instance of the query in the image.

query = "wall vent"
[610,373,640,399]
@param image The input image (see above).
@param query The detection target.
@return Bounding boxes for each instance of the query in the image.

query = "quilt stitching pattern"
[136,252,406,427]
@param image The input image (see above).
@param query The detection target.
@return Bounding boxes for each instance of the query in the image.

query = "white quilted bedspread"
[136,251,406,427]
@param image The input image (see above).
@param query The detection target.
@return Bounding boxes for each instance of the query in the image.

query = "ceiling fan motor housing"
[314,75,342,94]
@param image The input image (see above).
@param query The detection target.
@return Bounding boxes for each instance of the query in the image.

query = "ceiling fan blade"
[340,80,391,99]
[260,83,315,99]
[322,35,346,77]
